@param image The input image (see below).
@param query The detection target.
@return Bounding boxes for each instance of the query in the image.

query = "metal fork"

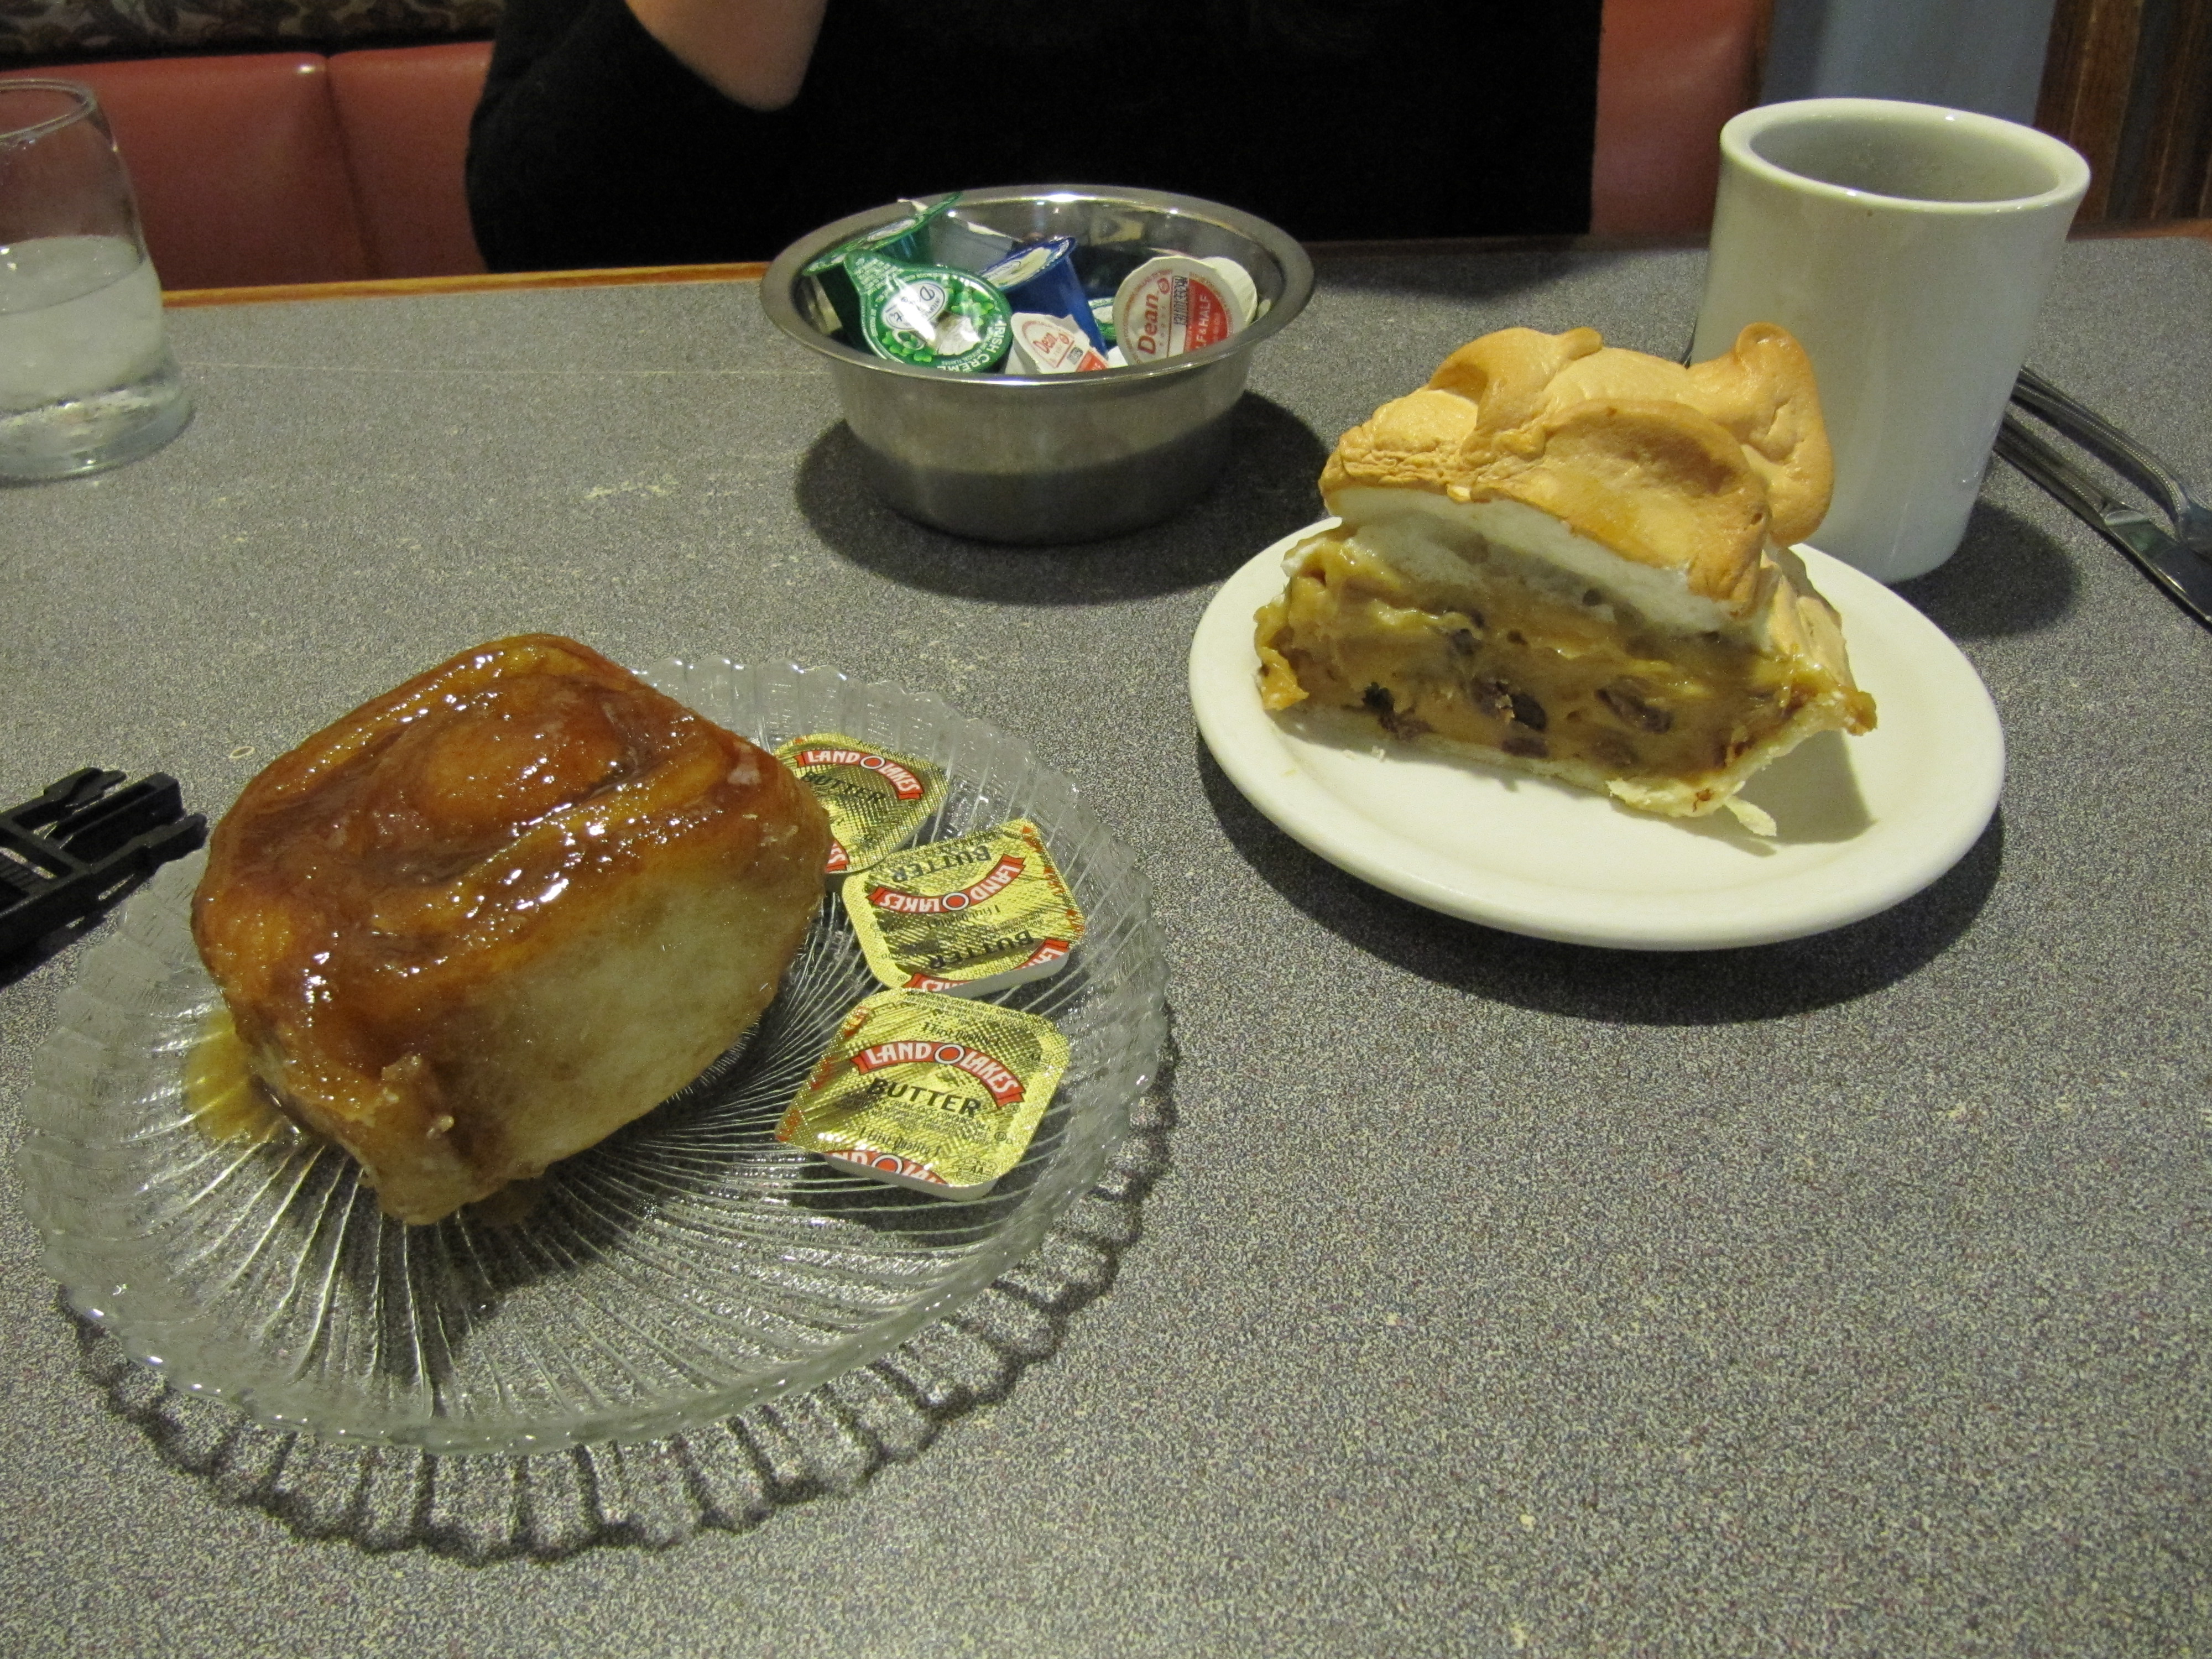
[2011,366,2212,562]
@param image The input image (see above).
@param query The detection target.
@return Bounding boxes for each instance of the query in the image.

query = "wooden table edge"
[161,220,2212,307]
[163,262,772,307]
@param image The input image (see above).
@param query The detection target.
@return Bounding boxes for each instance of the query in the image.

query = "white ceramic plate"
[1189,522,2005,950]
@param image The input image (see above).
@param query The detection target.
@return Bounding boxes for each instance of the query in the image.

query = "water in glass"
[0,81,192,482]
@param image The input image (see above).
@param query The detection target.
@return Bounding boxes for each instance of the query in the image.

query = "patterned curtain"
[0,0,500,59]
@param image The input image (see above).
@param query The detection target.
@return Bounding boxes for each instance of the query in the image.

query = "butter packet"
[774,733,947,879]
[777,990,1071,1197]
[842,817,1084,994]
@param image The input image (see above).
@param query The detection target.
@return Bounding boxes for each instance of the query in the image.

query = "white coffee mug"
[1691,98,2089,584]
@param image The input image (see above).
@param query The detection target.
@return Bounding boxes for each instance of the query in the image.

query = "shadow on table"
[1892,500,2079,639]
[1199,745,2005,1024]
[794,393,1328,604]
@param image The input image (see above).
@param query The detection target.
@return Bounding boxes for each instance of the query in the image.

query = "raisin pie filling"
[1259,530,1822,791]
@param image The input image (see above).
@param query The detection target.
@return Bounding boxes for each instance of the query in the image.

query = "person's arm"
[623,0,828,109]
[468,0,834,269]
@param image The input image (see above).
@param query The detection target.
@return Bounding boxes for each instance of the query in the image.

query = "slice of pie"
[1253,324,1876,832]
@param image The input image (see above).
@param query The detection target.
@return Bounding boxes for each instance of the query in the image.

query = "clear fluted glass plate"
[20,661,1167,1456]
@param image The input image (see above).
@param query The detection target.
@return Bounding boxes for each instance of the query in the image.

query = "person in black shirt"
[467,0,1603,272]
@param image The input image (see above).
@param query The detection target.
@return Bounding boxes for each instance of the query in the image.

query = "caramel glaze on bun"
[194,635,830,1223]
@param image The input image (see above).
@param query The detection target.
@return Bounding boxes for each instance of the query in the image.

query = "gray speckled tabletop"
[3,237,2209,1657]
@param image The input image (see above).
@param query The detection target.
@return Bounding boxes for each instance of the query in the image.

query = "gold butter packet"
[777,990,1072,1197]
[773,732,947,878]
[842,817,1084,995]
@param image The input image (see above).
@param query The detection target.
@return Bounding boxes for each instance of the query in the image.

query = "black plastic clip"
[0,770,207,958]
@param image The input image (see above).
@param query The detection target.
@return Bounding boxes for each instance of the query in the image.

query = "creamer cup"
[979,237,1107,352]
[1005,312,1112,374]
[1113,254,1250,366]
[848,252,1013,373]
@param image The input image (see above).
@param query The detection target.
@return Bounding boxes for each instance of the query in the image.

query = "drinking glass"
[0,80,191,482]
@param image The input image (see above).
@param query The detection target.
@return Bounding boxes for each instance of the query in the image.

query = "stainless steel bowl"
[761,185,1314,545]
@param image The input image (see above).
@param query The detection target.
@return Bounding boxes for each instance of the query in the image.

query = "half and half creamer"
[842,817,1084,994]
[774,733,947,878]
[1113,254,1255,365]
[777,990,1071,1197]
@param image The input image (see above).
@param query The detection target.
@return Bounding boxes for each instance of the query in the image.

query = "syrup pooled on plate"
[181,1007,290,1146]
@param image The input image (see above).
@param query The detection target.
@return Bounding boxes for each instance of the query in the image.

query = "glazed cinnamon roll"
[193,634,830,1223]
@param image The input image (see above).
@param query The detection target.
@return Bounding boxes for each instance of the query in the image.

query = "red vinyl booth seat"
[3,54,373,289]
[329,43,491,283]
[1592,0,1763,237]
[0,42,492,290]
